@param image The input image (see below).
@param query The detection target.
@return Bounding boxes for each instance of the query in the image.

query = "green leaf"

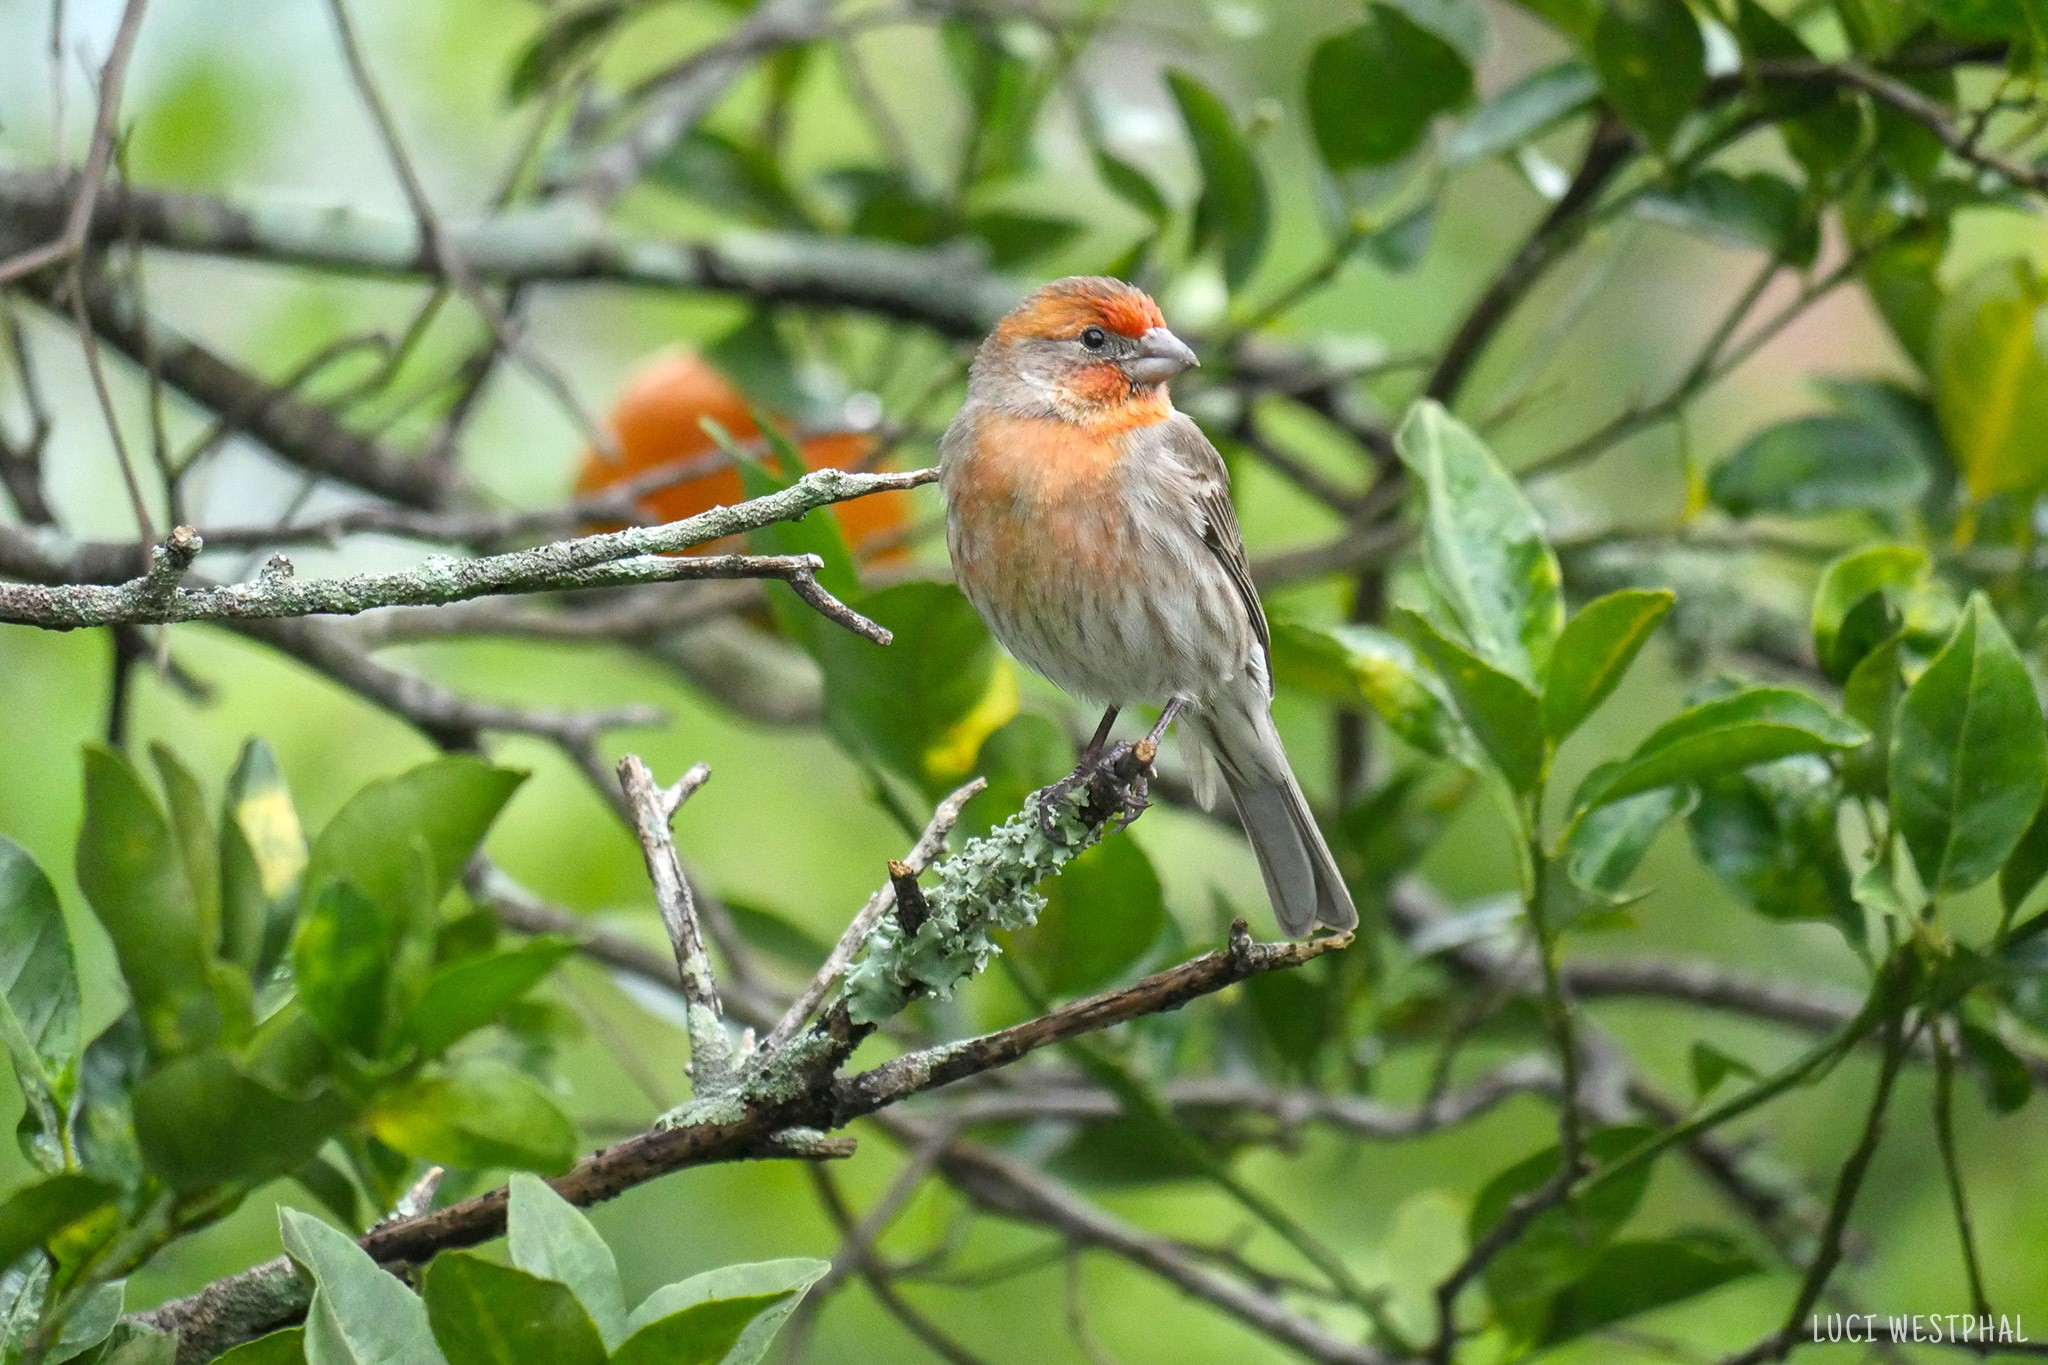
[0,1174,117,1276]
[295,882,402,1060]
[507,1174,626,1350]
[211,1328,307,1364]
[134,1051,350,1189]
[815,581,1007,795]
[1709,416,1931,520]
[369,1062,576,1174]
[97,1327,177,1365]
[1271,621,1481,765]
[1561,785,1693,904]
[1166,70,1270,288]
[1957,1021,2033,1113]
[1448,61,1597,163]
[1021,836,1166,996]
[1587,687,1866,809]
[1307,5,1472,171]
[1593,0,1705,151]
[625,1260,828,1358]
[1689,1042,1759,1099]
[1688,756,1859,934]
[1891,594,2048,894]
[69,1014,144,1185]
[149,744,220,956]
[1472,1127,1659,1333]
[1924,0,2044,41]
[422,1252,605,1365]
[1835,0,1927,50]
[1094,149,1170,226]
[2000,794,2048,916]
[76,745,220,1059]
[220,738,308,977]
[1537,1232,1760,1345]
[1395,400,1563,683]
[302,757,524,923]
[280,1208,444,1365]
[406,940,575,1057]
[1397,610,1546,792]
[1933,258,2048,501]
[1811,546,1927,683]
[963,211,1081,268]
[1504,0,1599,43]
[507,2,626,104]
[0,836,79,1131]
[1640,170,1815,265]
[1543,589,1673,739]
[610,1295,793,1365]
[1863,225,1949,371]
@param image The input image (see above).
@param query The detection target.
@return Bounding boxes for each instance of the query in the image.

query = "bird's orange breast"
[949,412,1140,585]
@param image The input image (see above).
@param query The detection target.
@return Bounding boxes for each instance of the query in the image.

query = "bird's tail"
[1182,693,1357,938]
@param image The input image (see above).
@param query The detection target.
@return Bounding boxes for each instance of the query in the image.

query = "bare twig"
[618,755,730,1090]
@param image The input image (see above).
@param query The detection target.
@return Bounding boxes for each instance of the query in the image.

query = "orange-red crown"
[993,276,1166,345]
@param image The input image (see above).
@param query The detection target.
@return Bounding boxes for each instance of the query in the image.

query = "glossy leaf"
[1690,1042,1760,1099]
[68,1013,145,1185]
[97,1328,177,1365]
[76,745,219,1059]
[507,1174,627,1350]
[1395,400,1563,683]
[1891,594,2048,894]
[220,738,307,976]
[1640,170,1815,265]
[1592,0,1705,151]
[1397,609,1546,792]
[1709,416,1930,519]
[1543,589,1673,739]
[423,1252,606,1365]
[149,744,220,954]
[0,836,79,1116]
[1538,1232,1760,1345]
[1167,70,1270,288]
[1562,786,1693,905]
[1587,688,1866,809]
[134,1051,350,1189]
[1307,5,1472,171]
[1932,258,2048,501]
[815,581,1008,794]
[0,1174,117,1276]
[1271,621,1480,765]
[1448,61,1597,163]
[369,1062,576,1174]
[624,1259,827,1365]
[301,757,524,923]
[295,882,402,1059]
[280,1208,444,1365]
[406,939,576,1057]
[1811,545,1927,683]
[1688,756,1859,934]
[2000,795,2048,915]
[211,1329,307,1364]
[610,1295,792,1365]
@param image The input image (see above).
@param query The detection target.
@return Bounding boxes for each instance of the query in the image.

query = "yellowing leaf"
[1933,259,2048,501]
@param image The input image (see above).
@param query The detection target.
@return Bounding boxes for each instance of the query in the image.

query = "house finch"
[940,276,1357,937]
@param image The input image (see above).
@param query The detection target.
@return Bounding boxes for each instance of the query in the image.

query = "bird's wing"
[1159,412,1270,677]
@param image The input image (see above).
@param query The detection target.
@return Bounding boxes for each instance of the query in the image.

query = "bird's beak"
[1124,327,1199,386]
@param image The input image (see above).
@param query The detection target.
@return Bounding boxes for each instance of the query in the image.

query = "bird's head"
[971,276,1199,424]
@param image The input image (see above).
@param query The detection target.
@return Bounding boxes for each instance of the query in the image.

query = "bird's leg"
[1038,707,1121,841]
[1097,698,1184,828]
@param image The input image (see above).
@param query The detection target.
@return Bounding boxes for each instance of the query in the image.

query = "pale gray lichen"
[841,786,1105,1025]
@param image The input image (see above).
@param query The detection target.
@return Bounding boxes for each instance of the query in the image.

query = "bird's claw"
[1039,739,1156,845]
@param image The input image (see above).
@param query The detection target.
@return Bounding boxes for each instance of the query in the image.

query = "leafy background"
[3,0,2048,1360]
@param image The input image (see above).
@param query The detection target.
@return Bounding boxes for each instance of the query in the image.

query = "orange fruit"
[574,349,909,563]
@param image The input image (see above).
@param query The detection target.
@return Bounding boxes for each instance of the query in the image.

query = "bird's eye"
[1080,326,1107,351]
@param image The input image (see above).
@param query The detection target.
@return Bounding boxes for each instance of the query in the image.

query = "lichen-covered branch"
[0,467,930,634]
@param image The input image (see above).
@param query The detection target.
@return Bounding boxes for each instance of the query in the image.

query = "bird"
[938,275,1357,938]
